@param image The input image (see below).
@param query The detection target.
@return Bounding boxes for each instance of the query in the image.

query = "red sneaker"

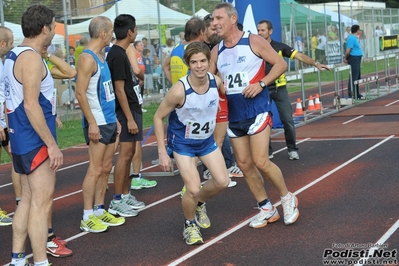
[55,235,67,245]
[46,237,73,257]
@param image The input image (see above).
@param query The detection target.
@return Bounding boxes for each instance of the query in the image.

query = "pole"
[192,0,195,15]
[63,0,73,120]
[0,0,4,26]
[157,0,166,96]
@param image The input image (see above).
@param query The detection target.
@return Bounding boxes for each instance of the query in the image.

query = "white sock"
[261,201,273,210]
[10,258,25,266]
[83,209,94,221]
[280,192,292,201]
[34,259,49,266]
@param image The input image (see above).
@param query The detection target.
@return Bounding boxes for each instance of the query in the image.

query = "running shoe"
[9,259,34,266]
[202,169,212,180]
[130,174,157,189]
[249,206,280,228]
[228,178,237,188]
[54,236,67,246]
[281,192,299,225]
[180,185,186,198]
[46,237,73,257]
[0,208,12,226]
[227,164,243,178]
[97,210,125,226]
[288,151,299,160]
[195,203,211,229]
[80,215,108,233]
[122,193,145,210]
[183,223,203,245]
[108,200,139,217]
[269,153,274,159]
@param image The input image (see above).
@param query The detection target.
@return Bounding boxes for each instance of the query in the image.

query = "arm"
[243,35,287,98]
[209,46,218,75]
[41,49,76,79]
[75,53,101,143]
[126,45,144,80]
[153,82,185,171]
[295,52,330,71]
[162,55,172,83]
[18,51,63,171]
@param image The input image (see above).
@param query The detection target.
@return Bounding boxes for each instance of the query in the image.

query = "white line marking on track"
[343,115,364,125]
[354,218,399,266]
[385,99,399,106]
[167,135,396,266]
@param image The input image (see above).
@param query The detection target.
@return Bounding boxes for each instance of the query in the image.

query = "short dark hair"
[258,20,273,30]
[351,25,360,34]
[114,14,136,40]
[143,48,150,56]
[21,5,55,38]
[185,16,205,42]
[237,23,243,31]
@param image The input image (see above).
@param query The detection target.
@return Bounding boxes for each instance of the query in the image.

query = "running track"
[0,79,398,266]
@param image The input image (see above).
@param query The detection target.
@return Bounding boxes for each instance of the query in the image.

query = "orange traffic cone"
[307,95,316,111]
[293,98,304,116]
[314,94,321,110]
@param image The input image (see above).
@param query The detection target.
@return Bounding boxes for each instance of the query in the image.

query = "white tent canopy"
[195,8,210,19]
[4,21,65,49]
[308,7,359,27]
[67,0,191,35]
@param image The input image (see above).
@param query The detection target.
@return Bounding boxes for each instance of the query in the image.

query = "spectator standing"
[141,37,156,61]
[344,24,364,99]
[162,38,175,59]
[142,48,153,98]
[316,31,327,64]
[74,36,88,68]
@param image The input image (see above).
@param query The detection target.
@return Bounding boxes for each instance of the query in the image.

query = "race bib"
[185,119,215,139]
[103,80,115,102]
[133,85,143,105]
[224,72,249,95]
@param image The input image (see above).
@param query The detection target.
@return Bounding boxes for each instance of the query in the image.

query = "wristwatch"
[259,80,267,89]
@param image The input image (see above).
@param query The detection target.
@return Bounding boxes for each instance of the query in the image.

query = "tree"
[3,0,62,24]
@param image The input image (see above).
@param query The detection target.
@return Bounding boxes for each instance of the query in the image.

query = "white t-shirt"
[317,35,327,50]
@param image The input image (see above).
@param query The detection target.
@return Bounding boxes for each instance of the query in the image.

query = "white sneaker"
[249,206,280,228]
[281,192,299,225]
[227,164,243,178]
[288,151,299,160]
[203,169,212,180]
[228,178,237,188]
[141,108,147,113]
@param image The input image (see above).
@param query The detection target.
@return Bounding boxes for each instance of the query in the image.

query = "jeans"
[347,55,362,98]
[203,135,234,172]
[268,85,298,154]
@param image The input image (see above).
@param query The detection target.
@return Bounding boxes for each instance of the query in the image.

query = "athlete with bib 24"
[154,42,229,245]
[210,2,299,229]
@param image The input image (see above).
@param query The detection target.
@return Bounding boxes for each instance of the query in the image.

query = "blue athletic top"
[81,50,116,128]
[216,31,271,122]
[167,73,218,149]
[4,46,56,155]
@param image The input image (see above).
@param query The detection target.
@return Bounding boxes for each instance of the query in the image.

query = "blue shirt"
[346,34,362,56]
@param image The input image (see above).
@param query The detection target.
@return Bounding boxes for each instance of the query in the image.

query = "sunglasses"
[204,14,213,21]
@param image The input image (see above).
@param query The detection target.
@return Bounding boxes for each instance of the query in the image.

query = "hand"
[47,144,63,171]
[116,121,121,136]
[158,153,171,172]
[316,63,330,71]
[242,83,263,98]
[56,116,63,129]
[127,119,138,135]
[88,123,100,143]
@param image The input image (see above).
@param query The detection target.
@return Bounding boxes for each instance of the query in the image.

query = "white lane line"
[354,218,399,266]
[385,99,399,106]
[166,135,395,266]
[343,115,364,125]
[0,141,160,189]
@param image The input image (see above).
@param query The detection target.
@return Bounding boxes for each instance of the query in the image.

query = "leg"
[114,141,135,195]
[27,159,56,262]
[82,142,108,210]
[12,174,30,254]
[94,143,116,206]
[271,86,298,155]
[131,141,142,174]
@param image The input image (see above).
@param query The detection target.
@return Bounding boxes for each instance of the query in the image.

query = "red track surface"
[1,80,398,266]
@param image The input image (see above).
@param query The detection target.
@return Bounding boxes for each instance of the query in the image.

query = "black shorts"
[117,109,143,142]
[12,145,49,175]
[0,128,9,147]
[83,123,117,145]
